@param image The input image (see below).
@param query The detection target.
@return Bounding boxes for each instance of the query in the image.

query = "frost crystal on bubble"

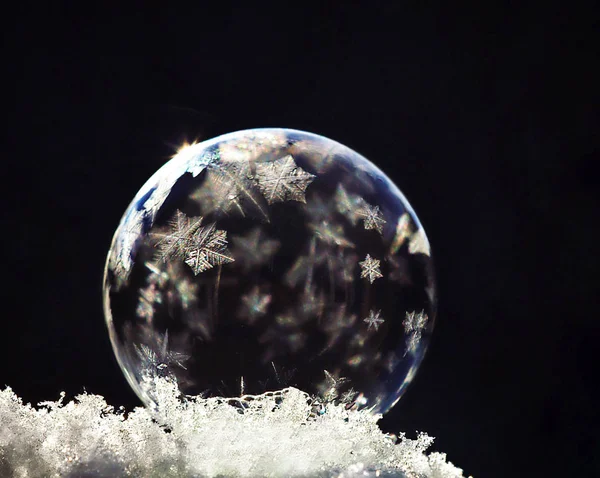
[253,154,316,204]
[364,309,385,331]
[403,310,428,333]
[390,212,412,254]
[321,304,357,351]
[184,222,235,275]
[194,160,269,221]
[359,254,383,283]
[135,331,190,376]
[403,310,429,356]
[311,220,355,248]
[340,387,357,404]
[284,236,327,287]
[320,369,350,402]
[334,183,366,226]
[408,228,431,256]
[153,210,203,262]
[358,204,386,234]
[230,227,280,271]
[239,286,272,323]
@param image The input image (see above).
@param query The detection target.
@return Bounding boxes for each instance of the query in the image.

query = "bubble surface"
[103,128,435,414]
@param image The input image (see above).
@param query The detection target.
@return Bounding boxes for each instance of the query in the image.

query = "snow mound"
[0,377,470,478]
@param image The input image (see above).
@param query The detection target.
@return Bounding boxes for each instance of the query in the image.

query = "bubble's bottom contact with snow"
[0,377,469,478]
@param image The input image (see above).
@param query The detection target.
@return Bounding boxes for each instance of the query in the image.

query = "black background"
[3,3,599,477]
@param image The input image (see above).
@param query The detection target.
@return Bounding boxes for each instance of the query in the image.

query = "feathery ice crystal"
[0,376,470,477]
[103,128,436,414]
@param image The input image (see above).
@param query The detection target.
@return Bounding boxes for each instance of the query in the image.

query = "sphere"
[103,128,435,414]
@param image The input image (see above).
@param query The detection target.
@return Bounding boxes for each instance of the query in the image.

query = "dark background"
[3,3,599,477]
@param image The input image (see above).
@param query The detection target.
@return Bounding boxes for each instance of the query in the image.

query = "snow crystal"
[0,377,470,478]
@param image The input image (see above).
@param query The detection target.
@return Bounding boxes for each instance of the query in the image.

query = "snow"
[0,376,471,478]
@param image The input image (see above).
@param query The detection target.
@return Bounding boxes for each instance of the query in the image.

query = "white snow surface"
[0,377,470,478]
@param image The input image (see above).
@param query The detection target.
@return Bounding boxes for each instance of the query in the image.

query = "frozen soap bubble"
[103,128,435,414]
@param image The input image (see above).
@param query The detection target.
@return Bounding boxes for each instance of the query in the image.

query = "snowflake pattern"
[134,331,190,376]
[340,387,357,404]
[358,204,386,234]
[310,220,354,248]
[184,223,235,275]
[320,370,350,402]
[364,309,384,331]
[194,161,269,221]
[359,254,383,283]
[153,210,203,262]
[239,286,272,324]
[403,310,429,356]
[230,227,280,272]
[253,155,315,204]
[403,310,428,332]
[152,211,234,275]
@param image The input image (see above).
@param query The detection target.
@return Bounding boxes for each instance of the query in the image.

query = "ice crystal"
[390,213,412,255]
[253,154,316,204]
[364,309,385,331]
[108,208,148,286]
[387,255,413,286]
[153,210,203,263]
[359,254,383,283]
[320,370,350,402]
[239,286,272,323]
[340,387,357,404]
[218,129,289,164]
[305,193,337,223]
[358,204,386,234]
[403,310,428,333]
[295,284,323,319]
[0,378,470,478]
[184,222,235,275]
[310,220,355,248]
[334,184,366,226]
[135,331,190,376]
[173,274,199,310]
[403,311,429,356]
[408,228,431,256]
[136,266,166,320]
[331,250,358,284]
[230,227,280,271]
[320,304,357,351]
[194,160,269,221]
[152,211,234,276]
[284,236,327,287]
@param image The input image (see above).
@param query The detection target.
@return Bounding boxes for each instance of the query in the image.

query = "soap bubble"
[103,128,435,414]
